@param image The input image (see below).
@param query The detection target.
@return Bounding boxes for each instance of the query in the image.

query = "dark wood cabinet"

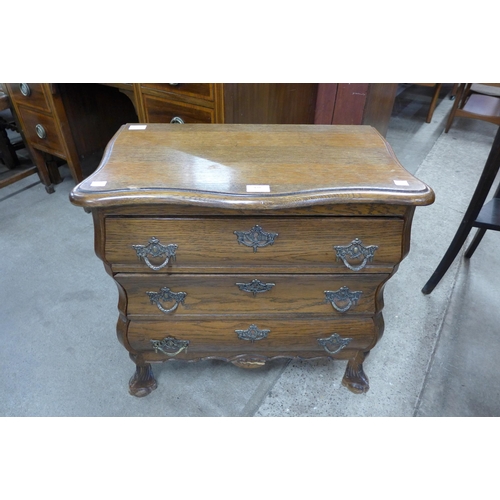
[70,123,434,397]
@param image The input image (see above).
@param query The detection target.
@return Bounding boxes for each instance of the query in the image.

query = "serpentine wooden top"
[70,124,434,209]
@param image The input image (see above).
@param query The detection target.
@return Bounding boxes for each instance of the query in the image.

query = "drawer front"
[127,318,377,360]
[8,83,51,112]
[116,273,388,318]
[105,217,404,273]
[17,106,64,155]
[143,95,214,124]
[141,83,214,101]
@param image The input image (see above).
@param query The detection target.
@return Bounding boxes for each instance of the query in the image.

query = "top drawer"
[105,217,405,273]
[7,83,51,112]
[140,84,214,101]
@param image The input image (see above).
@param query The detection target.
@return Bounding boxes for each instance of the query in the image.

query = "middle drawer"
[116,273,388,319]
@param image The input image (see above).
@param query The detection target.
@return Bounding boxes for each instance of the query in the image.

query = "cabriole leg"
[129,354,157,397]
[342,350,370,394]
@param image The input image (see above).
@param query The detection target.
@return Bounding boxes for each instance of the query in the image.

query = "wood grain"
[105,216,404,272]
[7,83,50,112]
[127,317,378,358]
[70,124,434,210]
[116,273,389,318]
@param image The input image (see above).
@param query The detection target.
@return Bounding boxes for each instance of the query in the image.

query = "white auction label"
[128,125,147,130]
[393,180,409,186]
[246,185,270,193]
[90,181,107,187]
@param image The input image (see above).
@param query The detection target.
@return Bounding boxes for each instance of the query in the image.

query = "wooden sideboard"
[4,83,397,192]
[106,83,397,133]
[70,123,433,397]
[4,83,137,192]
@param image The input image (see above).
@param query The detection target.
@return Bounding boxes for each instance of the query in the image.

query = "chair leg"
[464,228,487,258]
[445,83,465,133]
[422,125,500,294]
[426,84,442,123]
[421,222,476,294]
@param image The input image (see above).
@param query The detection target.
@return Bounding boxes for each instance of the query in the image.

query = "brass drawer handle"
[151,336,189,357]
[19,83,31,97]
[146,287,186,314]
[169,83,179,86]
[317,333,352,354]
[170,116,184,124]
[35,124,46,139]
[234,225,278,252]
[324,286,362,313]
[235,324,270,342]
[132,237,178,271]
[334,238,378,271]
[236,279,275,296]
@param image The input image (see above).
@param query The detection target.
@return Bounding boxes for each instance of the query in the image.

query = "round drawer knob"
[170,116,184,124]
[19,83,31,97]
[35,124,47,139]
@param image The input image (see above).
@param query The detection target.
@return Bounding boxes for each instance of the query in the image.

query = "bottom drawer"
[127,318,380,361]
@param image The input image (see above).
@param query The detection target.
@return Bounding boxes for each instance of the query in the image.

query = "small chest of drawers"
[70,124,434,397]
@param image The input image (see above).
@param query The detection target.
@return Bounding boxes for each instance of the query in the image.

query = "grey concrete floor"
[1,84,499,416]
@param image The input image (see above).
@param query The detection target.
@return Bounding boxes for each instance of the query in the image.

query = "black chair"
[422,125,500,294]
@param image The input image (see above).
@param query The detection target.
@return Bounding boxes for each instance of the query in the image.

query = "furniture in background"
[70,123,434,397]
[412,84,443,123]
[313,83,397,136]
[3,83,138,193]
[3,84,398,192]
[422,125,500,294]
[445,83,500,133]
[108,83,397,136]
[0,89,39,190]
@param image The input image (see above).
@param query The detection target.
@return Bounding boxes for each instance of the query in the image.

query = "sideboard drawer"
[127,318,377,360]
[8,83,51,112]
[116,273,388,318]
[143,95,214,124]
[141,83,214,101]
[105,217,404,273]
[17,106,64,155]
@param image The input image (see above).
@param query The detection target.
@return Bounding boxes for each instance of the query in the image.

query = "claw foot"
[342,351,370,394]
[129,363,157,397]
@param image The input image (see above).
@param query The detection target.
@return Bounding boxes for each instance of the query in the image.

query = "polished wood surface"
[71,124,433,209]
[70,124,434,397]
